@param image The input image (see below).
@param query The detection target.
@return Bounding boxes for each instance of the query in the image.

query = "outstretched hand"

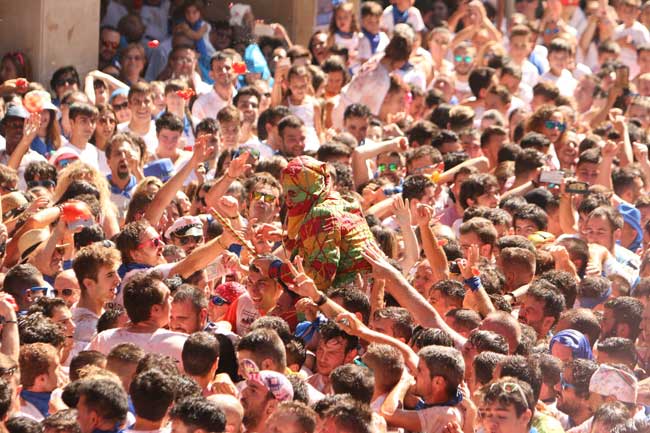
[361,241,397,280]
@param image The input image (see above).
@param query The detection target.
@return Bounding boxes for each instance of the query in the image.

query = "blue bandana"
[414,388,463,410]
[21,390,51,418]
[107,174,136,199]
[117,262,151,280]
[392,6,410,25]
[361,28,381,54]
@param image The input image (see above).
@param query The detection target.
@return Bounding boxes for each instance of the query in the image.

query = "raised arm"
[392,197,419,274]
[335,311,420,373]
[145,137,212,225]
[362,242,467,348]
[413,204,449,282]
[204,151,251,209]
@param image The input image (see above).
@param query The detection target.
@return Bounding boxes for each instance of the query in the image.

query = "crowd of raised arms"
[1,1,650,433]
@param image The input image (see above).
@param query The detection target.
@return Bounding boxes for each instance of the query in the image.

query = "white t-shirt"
[0,149,47,191]
[61,140,100,170]
[614,21,650,78]
[357,31,390,62]
[540,69,577,96]
[124,427,170,433]
[71,306,100,360]
[417,406,464,433]
[332,60,391,129]
[89,327,188,365]
[192,88,233,121]
[118,121,159,156]
[381,5,425,33]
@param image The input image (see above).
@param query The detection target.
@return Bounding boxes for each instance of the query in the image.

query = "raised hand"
[295,297,318,322]
[392,196,411,227]
[335,311,363,336]
[286,255,320,300]
[413,203,436,228]
[457,244,480,280]
[361,241,397,280]
[23,112,41,142]
[226,150,251,179]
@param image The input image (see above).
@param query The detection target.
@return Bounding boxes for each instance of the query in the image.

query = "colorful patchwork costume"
[281,156,373,290]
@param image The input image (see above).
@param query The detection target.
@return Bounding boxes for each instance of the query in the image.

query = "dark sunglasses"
[177,235,203,245]
[27,180,55,189]
[53,288,74,297]
[211,295,230,306]
[56,78,77,87]
[112,101,129,111]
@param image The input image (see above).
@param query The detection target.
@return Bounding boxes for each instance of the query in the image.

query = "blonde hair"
[53,161,115,214]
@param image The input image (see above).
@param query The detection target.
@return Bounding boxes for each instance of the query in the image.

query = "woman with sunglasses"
[90,104,118,173]
[525,105,568,169]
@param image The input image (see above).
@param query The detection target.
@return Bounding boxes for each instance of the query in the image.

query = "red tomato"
[148,39,160,48]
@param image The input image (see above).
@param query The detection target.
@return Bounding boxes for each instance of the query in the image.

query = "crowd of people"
[0,0,649,433]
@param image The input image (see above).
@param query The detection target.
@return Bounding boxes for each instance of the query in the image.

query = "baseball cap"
[618,203,643,251]
[109,88,129,103]
[589,364,638,404]
[49,149,79,167]
[144,159,174,182]
[213,281,246,304]
[3,103,29,120]
[164,216,204,240]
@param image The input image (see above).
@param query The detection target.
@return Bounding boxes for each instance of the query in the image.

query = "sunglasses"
[138,236,163,249]
[454,55,473,63]
[27,180,55,189]
[544,28,560,35]
[0,184,16,192]
[252,191,277,203]
[211,295,230,306]
[56,78,77,87]
[57,158,76,168]
[25,286,48,296]
[53,288,74,297]
[545,120,567,132]
[233,147,261,160]
[177,235,203,245]
[377,163,399,173]
[489,381,529,402]
[112,101,129,111]
[101,40,120,49]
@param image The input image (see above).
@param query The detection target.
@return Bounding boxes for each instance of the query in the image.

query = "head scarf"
[281,156,332,239]
[549,329,593,360]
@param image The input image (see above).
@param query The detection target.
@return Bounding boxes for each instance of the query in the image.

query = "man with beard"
[98,26,121,70]
[193,51,237,121]
[234,87,262,146]
[600,296,644,340]
[106,133,138,222]
[554,359,598,429]
[240,369,293,433]
[517,280,566,342]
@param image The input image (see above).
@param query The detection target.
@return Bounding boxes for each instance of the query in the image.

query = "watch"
[315,293,328,307]
[0,316,16,325]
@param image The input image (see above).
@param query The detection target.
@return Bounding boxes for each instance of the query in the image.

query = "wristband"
[463,276,482,292]
[315,293,328,306]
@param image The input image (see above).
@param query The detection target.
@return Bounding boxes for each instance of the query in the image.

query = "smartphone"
[254,23,275,37]
[449,261,460,275]
[565,181,589,194]
[539,170,565,184]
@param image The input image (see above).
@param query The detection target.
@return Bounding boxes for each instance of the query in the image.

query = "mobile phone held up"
[539,170,565,185]
[565,181,589,194]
